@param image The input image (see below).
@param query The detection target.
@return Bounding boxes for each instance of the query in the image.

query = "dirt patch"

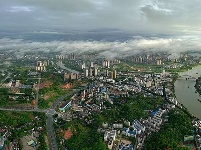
[120,139,131,145]
[43,93,56,100]
[64,129,73,140]
[61,83,72,89]
[34,80,53,90]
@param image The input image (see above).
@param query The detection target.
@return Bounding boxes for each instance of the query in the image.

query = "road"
[0,91,72,150]
[0,70,73,149]
[46,114,58,150]
[0,108,47,113]
[46,92,72,150]
[27,74,41,109]
[35,75,41,109]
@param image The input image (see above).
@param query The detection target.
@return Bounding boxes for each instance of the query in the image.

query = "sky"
[1,0,201,35]
[1,0,201,58]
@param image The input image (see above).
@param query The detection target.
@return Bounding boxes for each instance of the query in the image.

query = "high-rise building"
[81,63,86,69]
[113,70,117,79]
[89,68,93,76]
[102,60,110,68]
[35,61,47,71]
[105,70,109,76]
[110,70,117,79]
[64,72,78,80]
[94,67,98,76]
[85,69,89,77]
[64,73,71,80]
[102,60,106,67]
[56,55,65,59]
[70,73,78,80]
[156,59,162,65]
[90,62,94,68]
[107,60,110,68]
[110,71,113,79]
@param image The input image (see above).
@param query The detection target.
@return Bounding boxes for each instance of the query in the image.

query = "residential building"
[59,100,72,112]
[104,130,116,142]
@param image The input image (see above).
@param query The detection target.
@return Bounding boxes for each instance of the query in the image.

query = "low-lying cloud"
[1,36,201,59]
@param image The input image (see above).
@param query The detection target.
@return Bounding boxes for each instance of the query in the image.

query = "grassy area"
[39,86,70,108]
[55,119,108,150]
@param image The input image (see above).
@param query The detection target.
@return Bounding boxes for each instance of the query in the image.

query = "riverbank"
[174,65,201,119]
[195,77,201,96]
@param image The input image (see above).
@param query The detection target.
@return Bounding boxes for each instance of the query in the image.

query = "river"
[174,65,201,119]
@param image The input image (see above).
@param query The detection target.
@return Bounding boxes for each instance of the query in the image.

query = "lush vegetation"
[0,88,9,106]
[195,76,201,95]
[55,119,108,150]
[54,95,164,150]
[0,111,32,127]
[37,132,48,150]
[143,109,193,150]
[99,95,164,123]
[0,87,34,107]
[0,111,47,149]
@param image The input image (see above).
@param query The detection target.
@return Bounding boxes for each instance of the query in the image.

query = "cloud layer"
[1,0,201,35]
[1,36,201,59]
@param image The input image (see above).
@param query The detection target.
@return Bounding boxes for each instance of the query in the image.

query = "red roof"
[64,129,73,140]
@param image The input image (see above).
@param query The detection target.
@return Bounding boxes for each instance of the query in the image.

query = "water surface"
[174,65,201,119]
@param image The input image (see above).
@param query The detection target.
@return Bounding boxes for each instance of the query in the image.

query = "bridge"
[177,75,197,81]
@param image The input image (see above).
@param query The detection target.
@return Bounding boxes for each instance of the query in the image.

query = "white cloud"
[9,6,34,12]
[1,37,201,59]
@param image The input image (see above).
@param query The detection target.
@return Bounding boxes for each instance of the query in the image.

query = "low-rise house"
[122,128,137,138]
[119,143,134,150]
[27,140,37,147]
[104,130,116,142]
[195,135,201,149]
[113,124,123,129]
[132,120,145,134]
